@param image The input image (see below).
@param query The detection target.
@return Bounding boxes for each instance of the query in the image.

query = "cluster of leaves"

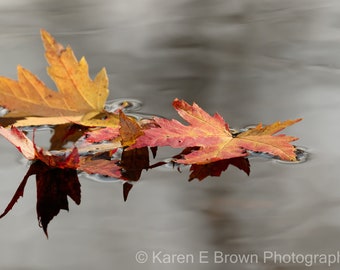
[0,30,302,236]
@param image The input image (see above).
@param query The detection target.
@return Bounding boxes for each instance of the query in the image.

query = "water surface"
[0,1,339,269]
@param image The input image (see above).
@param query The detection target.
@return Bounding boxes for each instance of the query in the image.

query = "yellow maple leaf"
[0,29,109,125]
[42,29,108,113]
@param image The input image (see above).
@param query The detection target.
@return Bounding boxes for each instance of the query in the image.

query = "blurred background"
[0,0,339,269]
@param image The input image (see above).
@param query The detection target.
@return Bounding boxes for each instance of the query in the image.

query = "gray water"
[0,0,339,269]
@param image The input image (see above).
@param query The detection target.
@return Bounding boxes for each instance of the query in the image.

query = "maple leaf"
[0,126,83,236]
[0,126,35,159]
[0,160,80,237]
[130,99,302,164]
[0,126,81,236]
[72,127,121,156]
[0,29,109,126]
[71,111,143,154]
[0,126,80,168]
[78,154,122,179]
[84,126,120,143]
[119,111,144,147]
[117,111,149,200]
[0,124,120,164]
[120,147,150,201]
[35,161,80,237]
[77,146,149,201]
[42,29,108,112]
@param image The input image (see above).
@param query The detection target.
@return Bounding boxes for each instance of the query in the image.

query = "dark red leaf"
[35,160,80,237]
[0,160,81,237]
[120,147,149,181]
[120,147,150,200]
[36,147,80,169]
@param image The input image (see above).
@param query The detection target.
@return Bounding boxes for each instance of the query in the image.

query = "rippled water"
[0,0,339,269]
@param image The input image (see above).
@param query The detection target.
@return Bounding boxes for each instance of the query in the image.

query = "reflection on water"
[0,0,339,269]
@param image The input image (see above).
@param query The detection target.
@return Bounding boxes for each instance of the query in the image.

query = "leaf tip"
[172,98,187,109]
[41,28,64,56]
[40,28,53,45]
[40,28,48,37]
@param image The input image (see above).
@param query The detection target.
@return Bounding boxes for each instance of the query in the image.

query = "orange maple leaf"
[130,99,302,164]
[119,111,144,147]
[0,29,109,125]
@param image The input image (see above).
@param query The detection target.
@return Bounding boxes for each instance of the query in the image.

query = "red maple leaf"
[130,99,301,164]
[84,126,120,143]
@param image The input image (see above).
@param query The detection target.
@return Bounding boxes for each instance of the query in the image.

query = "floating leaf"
[0,29,109,126]
[0,30,303,237]
[131,99,301,164]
